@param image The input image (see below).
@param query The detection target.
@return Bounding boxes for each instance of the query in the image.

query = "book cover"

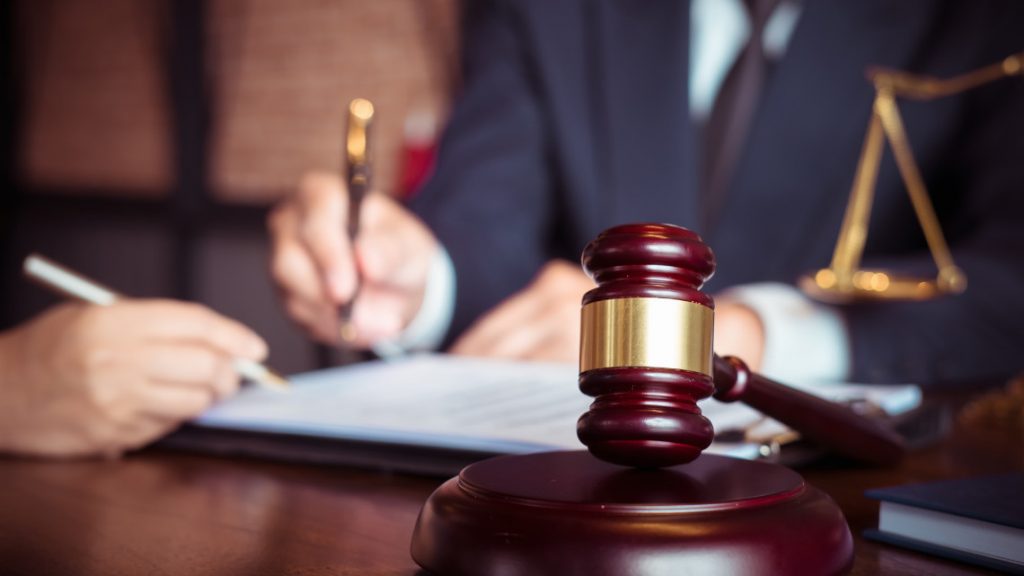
[865,472,1024,574]
[866,473,1024,529]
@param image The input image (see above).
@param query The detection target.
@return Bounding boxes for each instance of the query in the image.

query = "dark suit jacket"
[411,0,1024,386]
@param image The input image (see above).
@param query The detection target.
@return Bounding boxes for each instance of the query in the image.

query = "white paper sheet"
[196,354,920,460]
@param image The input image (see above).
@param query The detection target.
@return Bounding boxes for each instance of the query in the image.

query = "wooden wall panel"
[208,0,459,203]
[17,0,172,196]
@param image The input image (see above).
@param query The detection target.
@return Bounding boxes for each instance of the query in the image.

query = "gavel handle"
[712,355,906,466]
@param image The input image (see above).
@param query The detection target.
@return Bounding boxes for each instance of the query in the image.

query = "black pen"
[339,98,374,344]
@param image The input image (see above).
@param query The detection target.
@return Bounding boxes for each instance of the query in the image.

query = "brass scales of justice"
[800,51,1024,303]
[410,54,1024,575]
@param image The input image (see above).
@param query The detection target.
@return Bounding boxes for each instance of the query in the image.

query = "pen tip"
[263,369,291,391]
[339,321,359,345]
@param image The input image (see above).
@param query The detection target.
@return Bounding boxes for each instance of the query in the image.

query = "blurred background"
[0,0,461,373]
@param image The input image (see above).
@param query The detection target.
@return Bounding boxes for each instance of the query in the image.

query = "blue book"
[865,473,1024,574]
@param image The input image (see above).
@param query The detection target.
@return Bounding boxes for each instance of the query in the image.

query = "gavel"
[412,223,869,575]
[576,223,905,468]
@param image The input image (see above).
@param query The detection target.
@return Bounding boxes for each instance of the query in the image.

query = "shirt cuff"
[718,282,850,384]
[371,245,456,359]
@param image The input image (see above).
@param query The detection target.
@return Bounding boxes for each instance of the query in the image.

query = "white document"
[196,354,920,460]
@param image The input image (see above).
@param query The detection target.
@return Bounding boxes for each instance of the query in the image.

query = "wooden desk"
[1,402,1020,575]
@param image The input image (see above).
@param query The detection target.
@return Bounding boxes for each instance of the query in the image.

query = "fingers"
[294,172,355,302]
[270,202,342,344]
[269,203,336,307]
[358,194,436,291]
[349,287,410,345]
[89,345,235,449]
[451,297,580,362]
[269,171,440,348]
[283,296,340,344]
[270,171,377,344]
[451,260,591,363]
[2,300,263,458]
[138,384,217,421]
[114,300,267,360]
[141,343,241,401]
[451,289,547,358]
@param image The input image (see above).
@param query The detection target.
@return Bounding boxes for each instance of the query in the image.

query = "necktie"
[702,0,780,228]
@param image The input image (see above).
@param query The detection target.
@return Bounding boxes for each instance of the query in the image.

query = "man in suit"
[268,0,1024,386]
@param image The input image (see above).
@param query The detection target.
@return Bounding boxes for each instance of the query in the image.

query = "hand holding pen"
[267,99,441,350]
[23,254,288,390]
[1,255,285,458]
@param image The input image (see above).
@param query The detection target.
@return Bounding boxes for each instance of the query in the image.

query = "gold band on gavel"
[579,297,714,376]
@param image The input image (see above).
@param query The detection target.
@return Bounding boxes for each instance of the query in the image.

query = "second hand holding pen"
[23,254,289,391]
[338,98,374,344]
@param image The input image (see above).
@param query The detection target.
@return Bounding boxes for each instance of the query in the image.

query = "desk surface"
[1,398,1021,575]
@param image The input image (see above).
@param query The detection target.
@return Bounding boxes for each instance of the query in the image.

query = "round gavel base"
[411,451,852,575]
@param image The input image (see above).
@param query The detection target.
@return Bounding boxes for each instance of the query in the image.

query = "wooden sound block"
[411,451,852,575]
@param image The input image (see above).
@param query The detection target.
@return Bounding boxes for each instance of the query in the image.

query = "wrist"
[718,282,850,383]
[713,302,766,370]
[372,244,456,357]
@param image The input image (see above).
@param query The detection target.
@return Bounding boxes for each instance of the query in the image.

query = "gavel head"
[577,223,717,468]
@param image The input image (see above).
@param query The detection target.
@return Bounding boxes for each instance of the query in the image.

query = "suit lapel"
[708,0,941,288]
